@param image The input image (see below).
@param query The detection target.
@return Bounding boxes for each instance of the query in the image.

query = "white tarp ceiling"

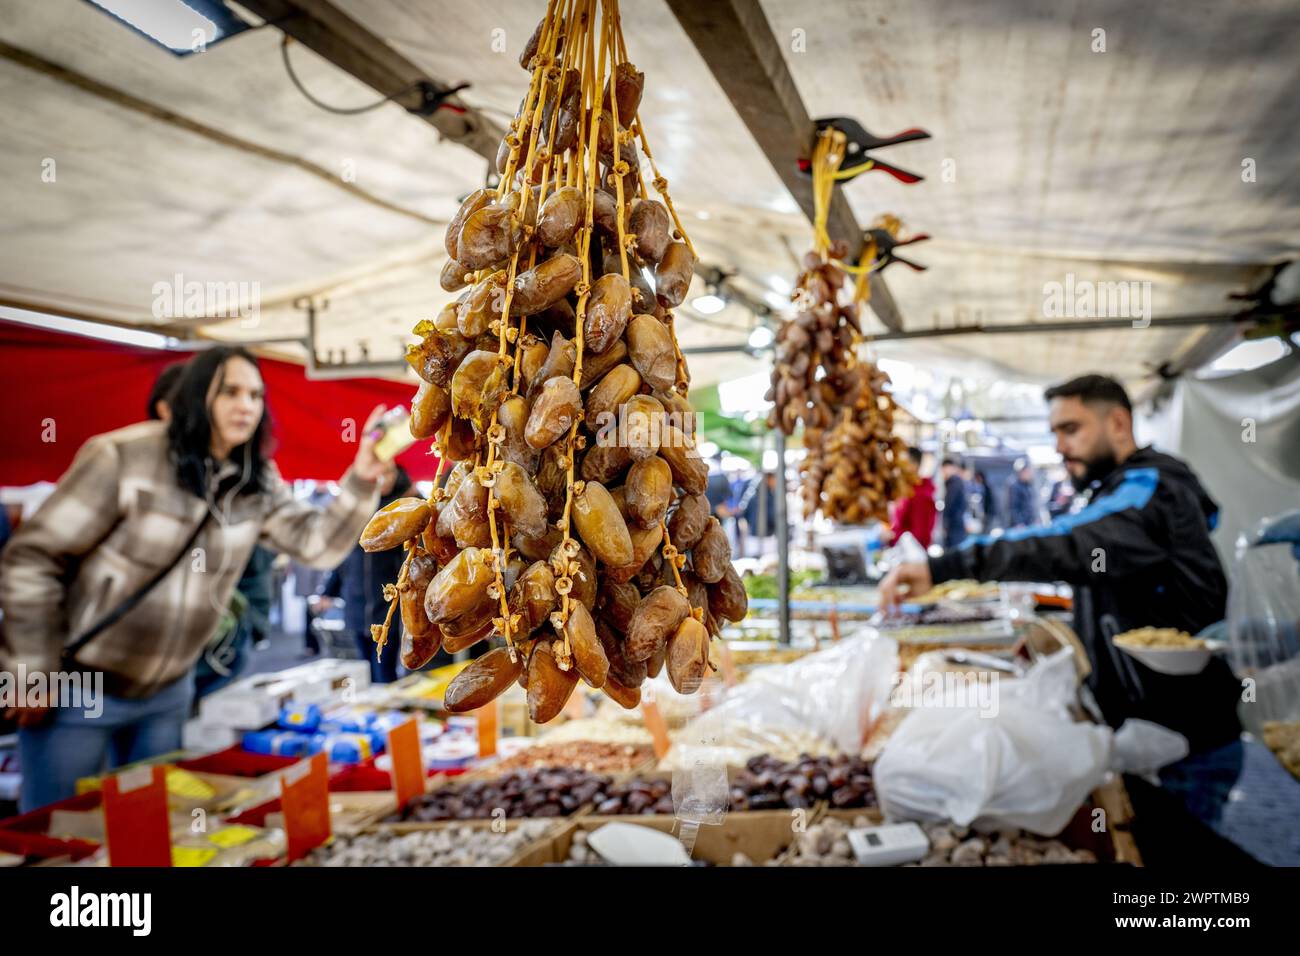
[1,0,1296,391]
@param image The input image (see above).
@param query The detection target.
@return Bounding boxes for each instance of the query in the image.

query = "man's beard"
[1069,453,1119,491]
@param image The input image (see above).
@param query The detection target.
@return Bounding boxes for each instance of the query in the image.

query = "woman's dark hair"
[168,346,273,499]
[147,361,188,421]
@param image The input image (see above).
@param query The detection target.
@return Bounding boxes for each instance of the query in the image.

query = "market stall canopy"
[1,0,1295,390]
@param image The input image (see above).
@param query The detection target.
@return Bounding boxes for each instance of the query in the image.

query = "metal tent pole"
[774,428,791,647]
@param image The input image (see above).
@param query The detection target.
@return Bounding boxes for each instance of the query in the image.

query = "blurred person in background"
[1047,467,1076,518]
[973,470,999,534]
[0,345,387,810]
[891,447,937,549]
[1007,460,1041,528]
[735,470,779,558]
[315,462,414,683]
[146,361,188,423]
[939,457,969,549]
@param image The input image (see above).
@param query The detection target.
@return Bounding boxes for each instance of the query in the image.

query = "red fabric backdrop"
[0,320,439,485]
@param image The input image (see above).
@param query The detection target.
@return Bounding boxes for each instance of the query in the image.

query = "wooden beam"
[664,0,904,332]
[237,0,504,163]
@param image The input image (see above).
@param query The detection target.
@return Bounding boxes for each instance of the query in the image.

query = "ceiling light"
[691,294,726,315]
[85,0,249,56]
[748,326,774,350]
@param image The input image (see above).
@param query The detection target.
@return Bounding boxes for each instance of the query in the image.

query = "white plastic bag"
[673,631,899,760]
[1110,719,1189,776]
[873,648,1112,835]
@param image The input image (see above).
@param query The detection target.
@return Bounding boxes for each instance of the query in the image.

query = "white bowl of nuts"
[1113,628,1225,676]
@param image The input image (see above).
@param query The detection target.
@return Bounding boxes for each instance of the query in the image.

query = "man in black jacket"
[881,375,1243,824]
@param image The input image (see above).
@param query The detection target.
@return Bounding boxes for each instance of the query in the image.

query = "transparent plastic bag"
[666,631,899,766]
[873,648,1112,835]
[1227,513,1300,729]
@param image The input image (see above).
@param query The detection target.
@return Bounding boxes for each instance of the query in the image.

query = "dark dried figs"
[536,186,585,248]
[667,617,710,694]
[708,563,749,623]
[565,602,608,689]
[626,456,672,529]
[508,560,557,637]
[572,480,634,567]
[525,376,582,450]
[691,516,731,584]
[410,380,451,440]
[628,198,671,263]
[528,639,578,723]
[360,498,430,552]
[511,253,582,316]
[627,313,677,391]
[654,241,696,308]
[585,363,641,430]
[445,646,523,713]
[624,585,690,662]
[584,273,632,354]
[495,461,549,538]
[424,547,493,624]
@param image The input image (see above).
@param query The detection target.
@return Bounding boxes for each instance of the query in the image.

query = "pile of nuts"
[778,817,1098,867]
[295,820,555,867]
[491,739,654,774]
[389,767,609,822]
[357,0,745,725]
[730,754,876,811]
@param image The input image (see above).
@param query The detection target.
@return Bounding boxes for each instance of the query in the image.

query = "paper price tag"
[387,718,425,808]
[102,765,171,867]
[477,700,498,759]
[280,753,330,862]
[641,699,671,760]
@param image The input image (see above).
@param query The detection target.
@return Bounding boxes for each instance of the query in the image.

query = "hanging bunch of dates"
[766,242,916,525]
[357,0,746,723]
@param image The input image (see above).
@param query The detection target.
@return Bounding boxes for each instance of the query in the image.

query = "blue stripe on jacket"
[958,467,1159,550]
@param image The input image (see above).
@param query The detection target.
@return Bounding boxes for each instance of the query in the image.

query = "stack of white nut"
[295,820,554,867]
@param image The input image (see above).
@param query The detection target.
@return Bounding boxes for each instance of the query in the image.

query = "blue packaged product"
[277,703,322,732]
[242,730,313,757]
[308,731,385,764]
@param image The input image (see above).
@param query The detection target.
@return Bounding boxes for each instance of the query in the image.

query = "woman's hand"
[352,404,388,483]
[878,562,932,612]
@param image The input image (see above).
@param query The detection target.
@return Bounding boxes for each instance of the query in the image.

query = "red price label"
[387,718,425,809]
[102,765,171,867]
[280,753,330,862]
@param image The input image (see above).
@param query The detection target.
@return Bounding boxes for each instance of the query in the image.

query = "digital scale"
[846,823,931,867]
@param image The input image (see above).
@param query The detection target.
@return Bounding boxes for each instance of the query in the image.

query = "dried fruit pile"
[766,131,916,524]
[358,0,746,724]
